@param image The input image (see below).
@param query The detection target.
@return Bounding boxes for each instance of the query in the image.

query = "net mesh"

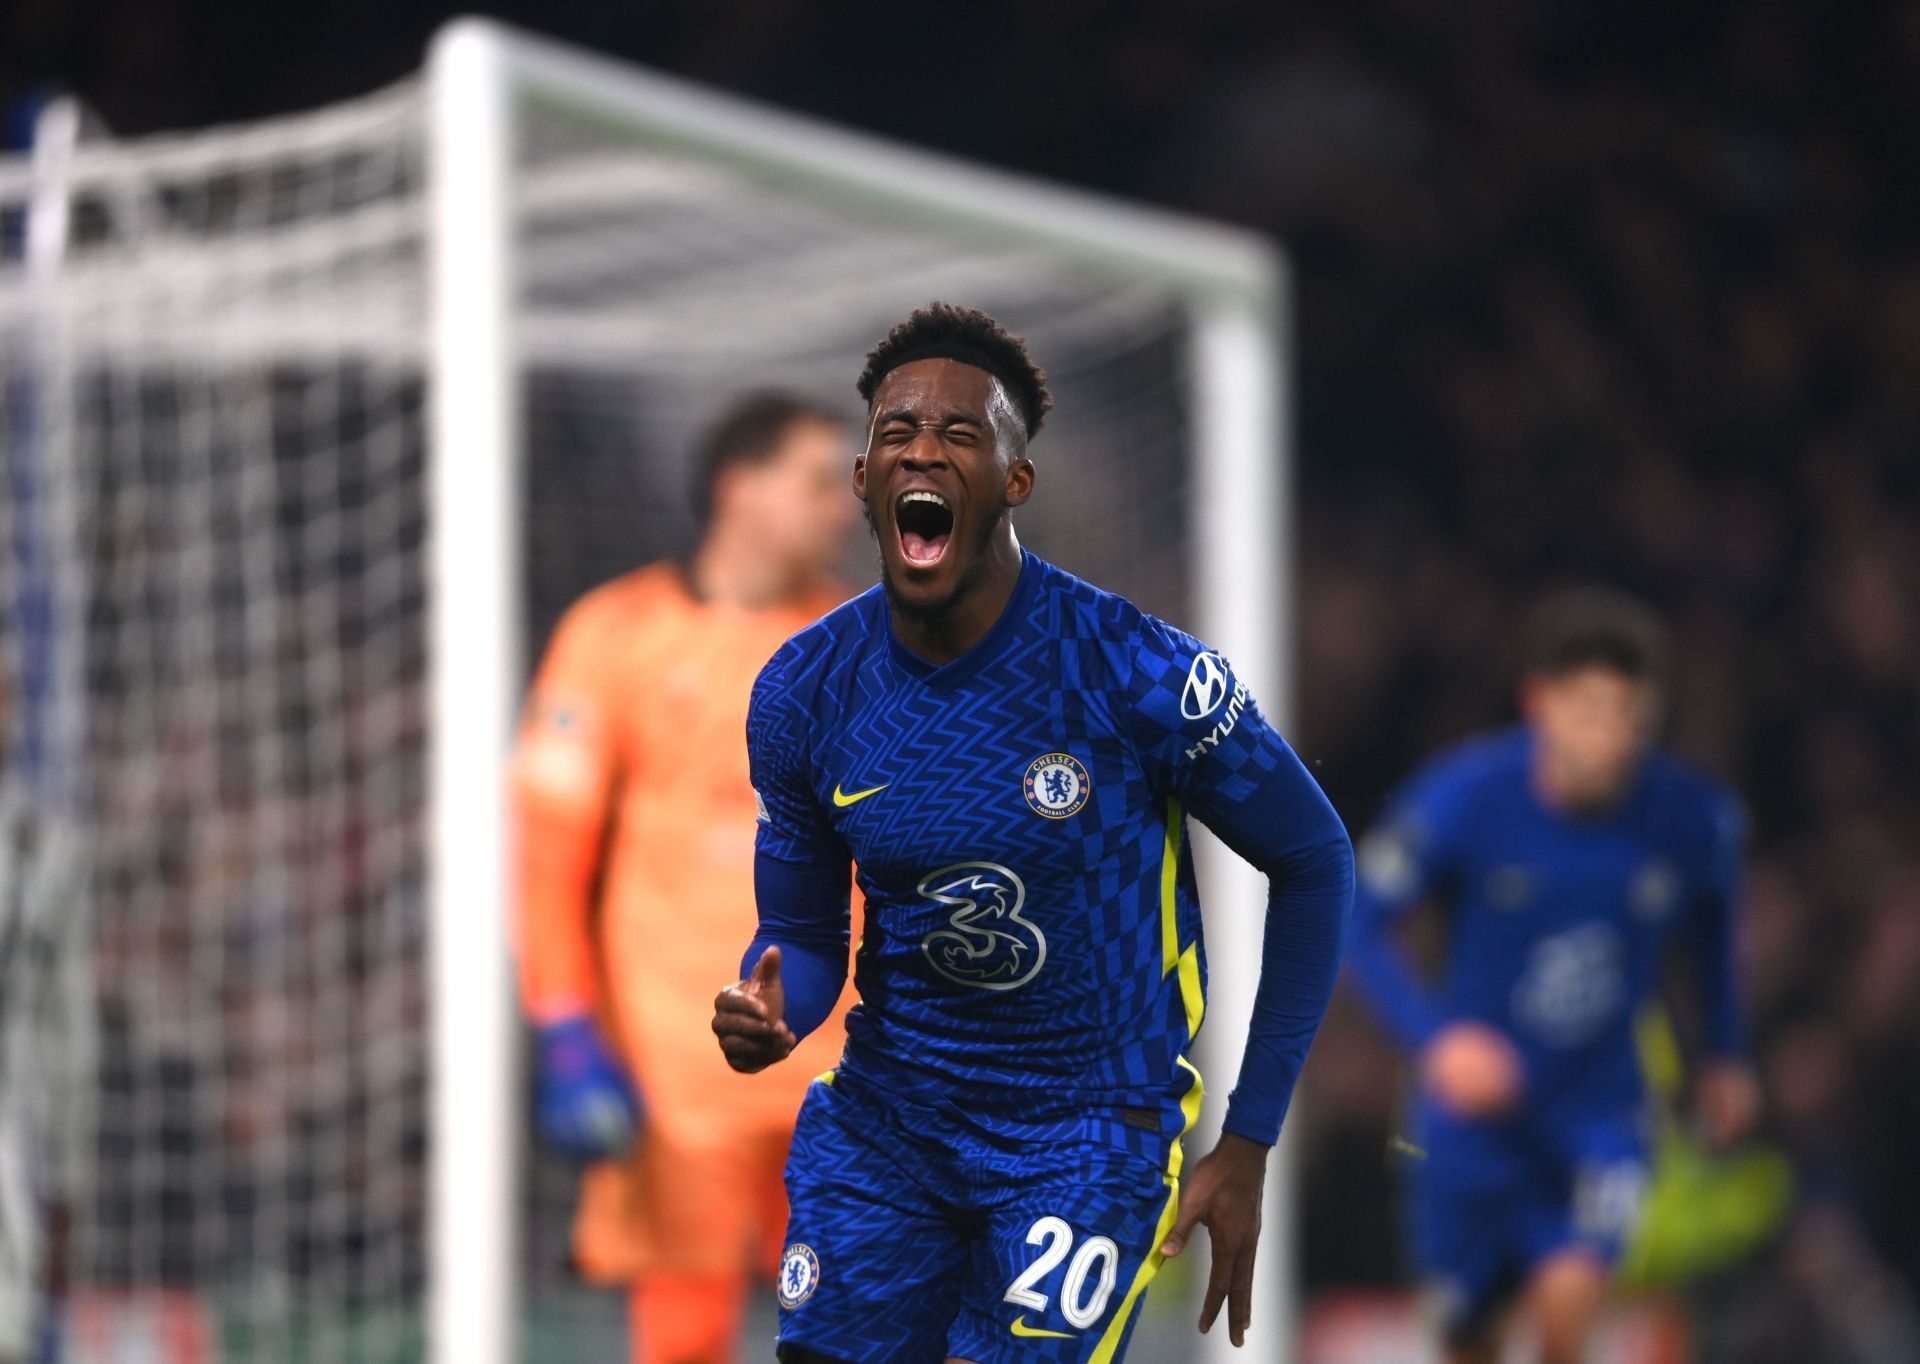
[0,60,1205,1362]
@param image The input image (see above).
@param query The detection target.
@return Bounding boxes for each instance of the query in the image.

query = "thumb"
[1160,1185,1206,1258]
[751,945,783,989]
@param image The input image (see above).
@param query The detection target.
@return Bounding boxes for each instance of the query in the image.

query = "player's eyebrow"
[875,406,984,427]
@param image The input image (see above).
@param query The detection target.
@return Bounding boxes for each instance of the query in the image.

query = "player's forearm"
[1343,891,1446,1050]
[745,849,851,1041]
[1687,898,1746,1058]
[1689,795,1750,1058]
[1222,823,1354,1145]
[515,809,608,1021]
[1189,744,1354,1144]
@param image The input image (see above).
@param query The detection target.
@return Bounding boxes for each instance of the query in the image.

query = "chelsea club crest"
[1024,752,1091,819]
[777,1243,820,1308]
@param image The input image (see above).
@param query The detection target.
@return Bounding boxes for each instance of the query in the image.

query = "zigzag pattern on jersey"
[749,560,1222,1117]
[845,592,1176,1107]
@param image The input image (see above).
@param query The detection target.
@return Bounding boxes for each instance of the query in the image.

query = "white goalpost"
[426,26,524,1364]
[1,17,1293,1363]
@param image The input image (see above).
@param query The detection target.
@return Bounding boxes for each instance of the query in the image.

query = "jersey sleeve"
[742,650,854,1041]
[1124,620,1354,1146]
[512,593,623,1024]
[747,651,845,868]
[1682,789,1747,1059]
[1123,624,1290,810]
[1342,763,1468,1049]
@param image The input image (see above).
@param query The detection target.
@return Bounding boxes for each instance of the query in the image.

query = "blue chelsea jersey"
[1348,728,1746,1121]
[747,551,1323,1121]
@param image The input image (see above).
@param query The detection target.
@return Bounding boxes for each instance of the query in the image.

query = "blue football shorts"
[1411,1113,1649,1342]
[773,1067,1199,1364]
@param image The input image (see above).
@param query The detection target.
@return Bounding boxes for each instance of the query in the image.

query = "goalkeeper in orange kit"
[515,393,858,1364]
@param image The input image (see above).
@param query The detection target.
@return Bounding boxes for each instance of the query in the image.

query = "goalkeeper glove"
[533,1014,643,1159]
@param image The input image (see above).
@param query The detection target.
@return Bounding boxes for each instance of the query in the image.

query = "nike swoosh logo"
[1010,1316,1075,1340]
[831,782,888,808]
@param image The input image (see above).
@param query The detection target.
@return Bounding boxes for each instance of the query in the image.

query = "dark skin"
[857,357,1032,664]
[711,356,1274,1351]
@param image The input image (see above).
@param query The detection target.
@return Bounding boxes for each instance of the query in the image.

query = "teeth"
[899,490,949,510]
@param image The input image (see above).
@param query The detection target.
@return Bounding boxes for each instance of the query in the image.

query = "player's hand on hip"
[1697,1059,1761,1150]
[712,945,797,1073]
[533,1013,644,1160]
[1422,1021,1523,1118]
[1160,1131,1269,1348]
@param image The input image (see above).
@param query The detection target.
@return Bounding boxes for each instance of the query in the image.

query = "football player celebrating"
[712,304,1353,1363]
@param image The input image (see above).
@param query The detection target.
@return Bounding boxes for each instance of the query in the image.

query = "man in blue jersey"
[709,303,1353,1363]
[1344,590,1760,1364]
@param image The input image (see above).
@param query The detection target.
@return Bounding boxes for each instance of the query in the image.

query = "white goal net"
[0,20,1286,1364]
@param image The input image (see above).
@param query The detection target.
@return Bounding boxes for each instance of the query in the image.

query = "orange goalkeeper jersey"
[514,562,852,1148]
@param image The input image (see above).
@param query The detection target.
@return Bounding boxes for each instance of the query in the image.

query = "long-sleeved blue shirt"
[742,551,1352,1146]
[1345,727,1745,1125]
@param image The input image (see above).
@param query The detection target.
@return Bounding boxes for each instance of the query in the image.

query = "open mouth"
[895,489,954,569]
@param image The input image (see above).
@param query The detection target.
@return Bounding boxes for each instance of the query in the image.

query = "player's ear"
[851,450,868,501]
[1003,454,1034,508]
[1518,675,1547,722]
[1635,682,1665,739]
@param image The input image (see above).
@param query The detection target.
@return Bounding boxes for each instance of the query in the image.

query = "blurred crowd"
[1228,6,1920,1358]
[6,0,1917,1358]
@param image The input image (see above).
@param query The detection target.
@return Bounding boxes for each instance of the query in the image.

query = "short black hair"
[857,302,1052,439]
[690,391,841,528]
[1522,587,1670,686]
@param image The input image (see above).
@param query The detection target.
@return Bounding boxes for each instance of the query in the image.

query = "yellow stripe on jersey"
[1091,1056,1204,1362]
[1158,798,1206,1041]
[1159,798,1183,977]
[1177,943,1205,1040]
[1168,1055,1203,1182]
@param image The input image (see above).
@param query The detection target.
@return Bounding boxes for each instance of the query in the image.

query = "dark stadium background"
[8,0,1916,1357]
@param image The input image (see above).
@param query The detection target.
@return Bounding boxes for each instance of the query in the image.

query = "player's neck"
[688,531,813,611]
[1530,747,1633,818]
[888,533,1024,667]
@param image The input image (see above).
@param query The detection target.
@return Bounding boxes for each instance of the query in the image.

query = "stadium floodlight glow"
[1,17,1292,1363]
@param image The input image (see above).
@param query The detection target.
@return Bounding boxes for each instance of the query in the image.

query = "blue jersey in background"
[1345,727,1745,1331]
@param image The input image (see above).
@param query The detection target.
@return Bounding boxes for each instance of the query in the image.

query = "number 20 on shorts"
[1004,1217,1121,1329]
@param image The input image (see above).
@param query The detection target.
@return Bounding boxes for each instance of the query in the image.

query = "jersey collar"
[884,550,1042,693]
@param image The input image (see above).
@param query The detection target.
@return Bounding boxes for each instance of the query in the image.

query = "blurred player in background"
[515,393,857,1364]
[712,304,1353,1363]
[1345,589,1760,1364]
